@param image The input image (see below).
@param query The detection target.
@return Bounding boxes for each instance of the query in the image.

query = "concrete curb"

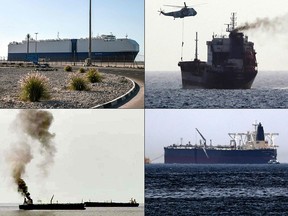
[91,77,136,109]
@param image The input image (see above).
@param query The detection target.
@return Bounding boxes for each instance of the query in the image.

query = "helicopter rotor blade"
[163,3,207,8]
[163,5,183,8]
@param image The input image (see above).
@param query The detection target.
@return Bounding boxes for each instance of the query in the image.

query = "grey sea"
[145,164,288,216]
[0,205,144,216]
[145,71,288,108]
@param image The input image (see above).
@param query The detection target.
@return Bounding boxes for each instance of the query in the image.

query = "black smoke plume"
[7,110,56,202]
[234,14,288,33]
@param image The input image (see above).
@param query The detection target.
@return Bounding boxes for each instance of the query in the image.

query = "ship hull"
[84,202,139,207]
[8,51,138,62]
[179,61,257,89]
[19,203,86,210]
[8,37,139,62]
[164,148,277,164]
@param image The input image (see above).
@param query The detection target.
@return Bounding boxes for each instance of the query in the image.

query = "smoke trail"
[234,13,288,33]
[9,141,33,203]
[17,110,56,176]
[7,110,56,202]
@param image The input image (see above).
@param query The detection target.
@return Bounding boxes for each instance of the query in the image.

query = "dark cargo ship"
[84,198,139,207]
[19,195,85,210]
[178,13,257,89]
[164,123,279,164]
[19,203,86,210]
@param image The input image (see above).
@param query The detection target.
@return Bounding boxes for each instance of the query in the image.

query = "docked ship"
[84,198,139,207]
[178,13,258,89]
[8,34,139,62]
[164,122,279,164]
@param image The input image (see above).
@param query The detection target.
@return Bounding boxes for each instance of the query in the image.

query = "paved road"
[98,67,145,109]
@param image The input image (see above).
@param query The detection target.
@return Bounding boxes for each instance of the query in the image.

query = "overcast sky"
[145,109,288,163]
[0,0,144,61]
[0,109,144,204]
[146,0,288,71]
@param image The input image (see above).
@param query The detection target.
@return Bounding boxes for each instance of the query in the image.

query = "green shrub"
[86,68,103,83]
[78,67,86,73]
[19,72,50,102]
[69,73,89,91]
[64,65,72,72]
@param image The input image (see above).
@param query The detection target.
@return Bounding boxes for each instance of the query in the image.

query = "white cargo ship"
[8,34,139,62]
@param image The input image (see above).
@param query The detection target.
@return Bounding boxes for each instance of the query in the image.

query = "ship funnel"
[256,123,265,141]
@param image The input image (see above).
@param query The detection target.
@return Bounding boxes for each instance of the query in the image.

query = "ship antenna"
[194,32,198,60]
[252,121,258,132]
[225,12,237,32]
[231,12,237,30]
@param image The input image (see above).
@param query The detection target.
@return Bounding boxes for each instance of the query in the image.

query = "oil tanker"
[8,34,139,62]
[19,203,86,210]
[164,122,279,164]
[178,13,257,89]
[19,195,85,210]
[84,198,139,207]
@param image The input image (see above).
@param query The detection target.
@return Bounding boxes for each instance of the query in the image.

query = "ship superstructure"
[164,122,279,164]
[8,34,139,62]
[178,13,258,89]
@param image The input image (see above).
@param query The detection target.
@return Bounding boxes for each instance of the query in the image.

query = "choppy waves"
[145,71,288,108]
[145,164,288,215]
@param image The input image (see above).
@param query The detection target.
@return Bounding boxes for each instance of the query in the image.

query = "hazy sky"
[146,0,288,71]
[0,109,144,204]
[0,0,144,60]
[145,109,288,163]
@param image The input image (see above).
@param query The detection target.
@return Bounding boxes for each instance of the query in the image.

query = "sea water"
[145,71,288,108]
[0,205,144,216]
[145,164,288,215]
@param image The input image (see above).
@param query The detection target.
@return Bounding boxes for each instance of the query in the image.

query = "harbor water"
[145,164,288,215]
[145,71,288,108]
[0,205,144,216]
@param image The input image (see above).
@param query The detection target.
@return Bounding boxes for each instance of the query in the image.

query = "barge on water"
[19,203,86,210]
[84,198,139,207]
[164,122,279,164]
[19,195,85,210]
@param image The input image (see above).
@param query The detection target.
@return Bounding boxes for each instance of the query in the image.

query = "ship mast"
[226,12,237,32]
[194,32,198,60]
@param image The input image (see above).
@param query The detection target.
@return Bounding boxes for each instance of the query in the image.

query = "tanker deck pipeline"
[164,122,279,164]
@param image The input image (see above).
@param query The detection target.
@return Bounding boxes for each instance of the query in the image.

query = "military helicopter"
[158,2,198,19]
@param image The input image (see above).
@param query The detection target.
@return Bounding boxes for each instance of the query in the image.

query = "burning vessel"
[164,122,279,164]
[178,13,258,89]
[84,198,139,207]
[19,195,86,210]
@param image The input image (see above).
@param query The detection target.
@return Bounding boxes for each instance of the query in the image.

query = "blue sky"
[0,0,144,60]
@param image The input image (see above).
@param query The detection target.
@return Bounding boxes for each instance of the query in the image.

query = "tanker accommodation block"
[8,35,139,62]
